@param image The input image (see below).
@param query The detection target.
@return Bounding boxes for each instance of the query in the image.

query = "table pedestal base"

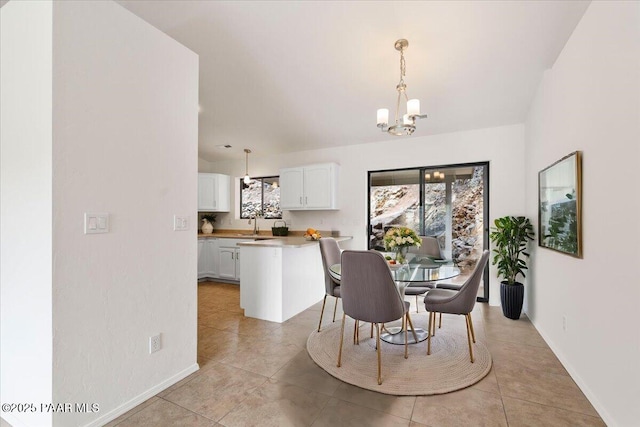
[380,326,429,345]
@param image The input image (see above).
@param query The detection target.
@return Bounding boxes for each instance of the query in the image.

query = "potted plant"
[201,214,217,234]
[489,216,534,319]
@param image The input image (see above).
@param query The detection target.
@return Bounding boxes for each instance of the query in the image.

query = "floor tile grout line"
[156,395,219,423]
[498,393,602,419]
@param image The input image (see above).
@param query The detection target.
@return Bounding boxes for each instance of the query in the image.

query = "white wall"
[2,1,199,426]
[524,2,640,425]
[1,2,54,426]
[204,124,526,305]
[51,2,199,426]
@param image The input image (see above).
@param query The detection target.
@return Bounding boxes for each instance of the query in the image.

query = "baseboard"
[84,363,199,427]
[526,317,615,426]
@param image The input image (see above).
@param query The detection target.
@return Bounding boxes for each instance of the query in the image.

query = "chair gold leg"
[438,313,442,329]
[465,314,475,363]
[427,312,433,355]
[353,319,359,345]
[467,314,476,343]
[431,312,436,337]
[415,295,419,313]
[370,323,374,338]
[317,295,327,332]
[332,297,338,322]
[337,313,346,367]
[406,312,418,343]
[376,323,382,385]
[404,317,408,359]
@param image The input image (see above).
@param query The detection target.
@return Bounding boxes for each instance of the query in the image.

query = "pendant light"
[243,149,252,184]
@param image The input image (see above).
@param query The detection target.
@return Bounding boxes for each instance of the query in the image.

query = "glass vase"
[394,246,409,264]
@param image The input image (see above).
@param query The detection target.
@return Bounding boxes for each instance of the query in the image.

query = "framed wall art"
[538,151,582,258]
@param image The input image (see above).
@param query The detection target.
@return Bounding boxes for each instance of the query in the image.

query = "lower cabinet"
[197,238,218,279]
[218,246,240,280]
[198,238,247,282]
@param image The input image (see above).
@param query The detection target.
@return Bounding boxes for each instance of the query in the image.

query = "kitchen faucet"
[248,213,260,235]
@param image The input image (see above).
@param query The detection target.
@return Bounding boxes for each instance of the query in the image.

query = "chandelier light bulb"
[377,108,389,126]
[407,99,420,116]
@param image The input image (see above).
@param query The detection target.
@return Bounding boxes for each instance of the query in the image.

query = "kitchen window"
[240,176,282,219]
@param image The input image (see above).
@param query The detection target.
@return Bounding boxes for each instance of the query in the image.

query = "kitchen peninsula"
[238,236,352,322]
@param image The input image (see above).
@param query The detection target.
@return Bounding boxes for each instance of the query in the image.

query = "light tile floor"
[102,281,605,427]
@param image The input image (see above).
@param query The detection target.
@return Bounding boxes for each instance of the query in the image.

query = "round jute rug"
[307,315,492,395]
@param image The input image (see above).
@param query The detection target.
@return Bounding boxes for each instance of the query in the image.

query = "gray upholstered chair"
[424,250,490,362]
[337,250,417,385]
[405,236,442,312]
[409,236,444,260]
[318,238,342,332]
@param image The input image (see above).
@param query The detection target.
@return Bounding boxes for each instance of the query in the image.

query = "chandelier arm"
[395,90,402,125]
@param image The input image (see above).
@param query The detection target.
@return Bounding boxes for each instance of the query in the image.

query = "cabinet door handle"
[305,196,308,205]
[299,196,302,205]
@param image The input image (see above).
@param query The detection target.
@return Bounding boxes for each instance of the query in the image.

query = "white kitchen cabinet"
[198,173,230,212]
[219,238,249,280]
[279,163,339,210]
[197,238,218,279]
[218,246,239,280]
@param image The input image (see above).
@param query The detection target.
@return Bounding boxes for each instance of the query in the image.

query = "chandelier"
[376,39,427,136]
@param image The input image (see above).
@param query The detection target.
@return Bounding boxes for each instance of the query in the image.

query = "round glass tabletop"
[329,259,460,283]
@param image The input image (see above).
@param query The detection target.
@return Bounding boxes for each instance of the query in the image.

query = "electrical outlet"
[562,315,567,332]
[149,334,161,354]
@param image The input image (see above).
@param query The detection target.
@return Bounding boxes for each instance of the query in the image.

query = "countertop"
[237,235,352,248]
[197,232,277,239]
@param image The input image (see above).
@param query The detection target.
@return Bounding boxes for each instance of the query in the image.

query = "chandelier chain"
[399,48,406,86]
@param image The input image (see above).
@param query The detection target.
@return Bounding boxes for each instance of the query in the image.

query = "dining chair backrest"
[440,250,490,314]
[340,250,405,324]
[319,238,341,295]
[409,236,443,259]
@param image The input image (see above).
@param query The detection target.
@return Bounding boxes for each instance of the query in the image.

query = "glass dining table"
[329,256,461,344]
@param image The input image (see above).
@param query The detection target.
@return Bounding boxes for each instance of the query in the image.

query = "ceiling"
[115,1,589,162]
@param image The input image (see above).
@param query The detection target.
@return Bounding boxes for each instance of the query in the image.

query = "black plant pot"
[500,281,524,320]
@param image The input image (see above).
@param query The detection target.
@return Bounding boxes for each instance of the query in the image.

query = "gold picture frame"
[538,151,582,258]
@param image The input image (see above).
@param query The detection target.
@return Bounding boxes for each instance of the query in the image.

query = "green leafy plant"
[201,214,217,224]
[489,216,534,285]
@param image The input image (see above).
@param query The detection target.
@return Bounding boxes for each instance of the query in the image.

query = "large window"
[368,162,489,302]
[240,176,282,219]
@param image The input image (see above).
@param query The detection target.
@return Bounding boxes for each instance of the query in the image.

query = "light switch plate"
[84,213,109,234]
[173,215,189,231]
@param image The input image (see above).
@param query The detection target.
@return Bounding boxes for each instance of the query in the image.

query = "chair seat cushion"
[436,282,462,291]
[332,285,340,298]
[424,289,460,312]
[404,287,431,295]
[406,282,436,289]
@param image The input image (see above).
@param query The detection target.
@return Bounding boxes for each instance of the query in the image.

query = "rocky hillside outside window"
[241,177,282,219]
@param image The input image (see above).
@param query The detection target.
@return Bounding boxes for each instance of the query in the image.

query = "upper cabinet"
[280,163,339,210]
[198,173,230,212]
